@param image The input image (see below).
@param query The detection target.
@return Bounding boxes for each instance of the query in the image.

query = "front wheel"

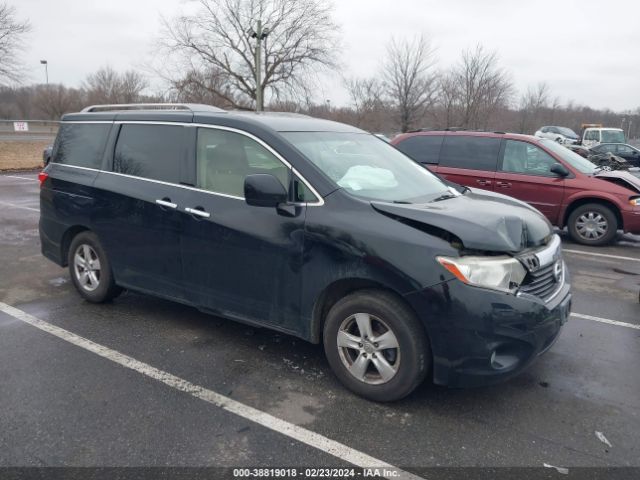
[68,231,122,303]
[323,290,430,402]
[567,203,618,246]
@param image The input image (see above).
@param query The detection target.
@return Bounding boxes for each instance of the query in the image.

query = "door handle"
[496,181,512,188]
[156,198,177,209]
[185,207,211,219]
[476,179,492,186]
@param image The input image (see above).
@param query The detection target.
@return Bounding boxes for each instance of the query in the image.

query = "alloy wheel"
[337,313,401,385]
[73,244,101,292]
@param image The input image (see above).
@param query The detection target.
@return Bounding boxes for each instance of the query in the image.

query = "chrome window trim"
[61,121,115,124]
[50,163,246,201]
[54,120,325,206]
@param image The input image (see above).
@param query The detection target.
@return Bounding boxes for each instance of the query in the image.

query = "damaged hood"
[371,188,553,253]
[595,170,640,192]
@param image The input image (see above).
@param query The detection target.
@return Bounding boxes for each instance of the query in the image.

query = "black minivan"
[39,104,572,401]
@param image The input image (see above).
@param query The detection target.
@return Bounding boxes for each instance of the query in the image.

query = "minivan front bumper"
[404,275,571,388]
[622,209,640,234]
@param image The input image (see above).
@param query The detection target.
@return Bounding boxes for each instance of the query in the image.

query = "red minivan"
[392,131,640,246]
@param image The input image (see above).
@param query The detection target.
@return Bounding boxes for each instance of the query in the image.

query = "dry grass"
[0,141,49,171]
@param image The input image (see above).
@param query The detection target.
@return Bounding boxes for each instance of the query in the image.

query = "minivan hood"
[595,170,640,192]
[371,189,553,253]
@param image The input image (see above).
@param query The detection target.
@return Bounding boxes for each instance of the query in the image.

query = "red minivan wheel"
[567,203,618,246]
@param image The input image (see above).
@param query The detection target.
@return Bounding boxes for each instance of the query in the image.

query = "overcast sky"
[15,0,640,112]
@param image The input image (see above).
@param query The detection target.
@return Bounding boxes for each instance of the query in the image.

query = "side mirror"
[244,174,288,207]
[550,163,570,177]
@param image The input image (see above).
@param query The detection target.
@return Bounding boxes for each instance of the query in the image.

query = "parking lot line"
[0,175,38,182]
[0,301,423,480]
[564,249,640,263]
[0,200,39,212]
[571,312,640,330]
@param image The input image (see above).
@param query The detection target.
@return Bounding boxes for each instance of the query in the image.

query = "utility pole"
[40,59,48,85]
[249,21,270,112]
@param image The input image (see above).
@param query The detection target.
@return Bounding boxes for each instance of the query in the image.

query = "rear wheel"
[568,203,618,246]
[68,231,122,303]
[323,290,429,402]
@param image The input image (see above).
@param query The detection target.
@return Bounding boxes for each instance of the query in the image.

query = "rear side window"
[113,124,184,183]
[53,123,110,169]
[395,135,443,164]
[439,136,501,171]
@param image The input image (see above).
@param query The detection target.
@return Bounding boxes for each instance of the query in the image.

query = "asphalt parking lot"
[0,172,639,477]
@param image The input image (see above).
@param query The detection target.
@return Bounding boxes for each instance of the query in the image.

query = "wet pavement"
[0,172,638,475]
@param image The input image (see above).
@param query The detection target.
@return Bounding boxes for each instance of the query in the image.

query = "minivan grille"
[518,261,562,301]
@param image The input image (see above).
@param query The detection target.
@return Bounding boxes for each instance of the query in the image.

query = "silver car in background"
[534,126,580,144]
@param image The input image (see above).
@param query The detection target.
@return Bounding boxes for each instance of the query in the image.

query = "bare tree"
[448,45,513,129]
[345,77,387,131]
[160,0,340,109]
[35,84,85,120]
[517,82,551,133]
[166,67,244,108]
[435,71,460,128]
[0,3,31,85]
[83,66,148,104]
[119,71,150,103]
[382,35,438,133]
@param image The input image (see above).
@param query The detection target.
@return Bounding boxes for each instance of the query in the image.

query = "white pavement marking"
[571,313,640,330]
[564,249,640,263]
[0,200,39,212]
[0,301,423,480]
[1,175,38,182]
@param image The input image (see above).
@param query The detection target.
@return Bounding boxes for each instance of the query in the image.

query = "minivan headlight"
[630,197,640,206]
[437,255,527,293]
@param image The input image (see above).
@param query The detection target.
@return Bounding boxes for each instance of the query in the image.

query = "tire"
[567,203,618,246]
[323,289,430,402]
[68,231,122,303]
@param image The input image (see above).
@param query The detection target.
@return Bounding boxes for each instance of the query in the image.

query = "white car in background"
[534,126,580,144]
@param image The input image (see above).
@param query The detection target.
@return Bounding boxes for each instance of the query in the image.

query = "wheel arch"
[60,225,91,267]
[309,278,432,349]
[561,196,623,230]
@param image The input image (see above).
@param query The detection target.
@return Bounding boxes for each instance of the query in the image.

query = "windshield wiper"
[431,193,457,202]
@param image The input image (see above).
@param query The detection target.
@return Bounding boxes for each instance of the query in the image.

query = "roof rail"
[81,103,226,113]
[230,110,311,119]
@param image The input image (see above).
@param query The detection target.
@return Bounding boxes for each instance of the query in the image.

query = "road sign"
[13,121,29,132]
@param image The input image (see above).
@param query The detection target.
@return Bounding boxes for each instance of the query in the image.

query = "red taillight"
[38,171,49,187]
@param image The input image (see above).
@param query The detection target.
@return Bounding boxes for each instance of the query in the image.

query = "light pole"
[248,21,270,111]
[40,60,48,85]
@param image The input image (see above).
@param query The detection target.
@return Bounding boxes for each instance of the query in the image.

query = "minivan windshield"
[540,139,597,174]
[282,132,450,203]
[601,129,625,143]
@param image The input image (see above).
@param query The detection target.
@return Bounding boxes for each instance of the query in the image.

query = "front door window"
[500,141,558,176]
